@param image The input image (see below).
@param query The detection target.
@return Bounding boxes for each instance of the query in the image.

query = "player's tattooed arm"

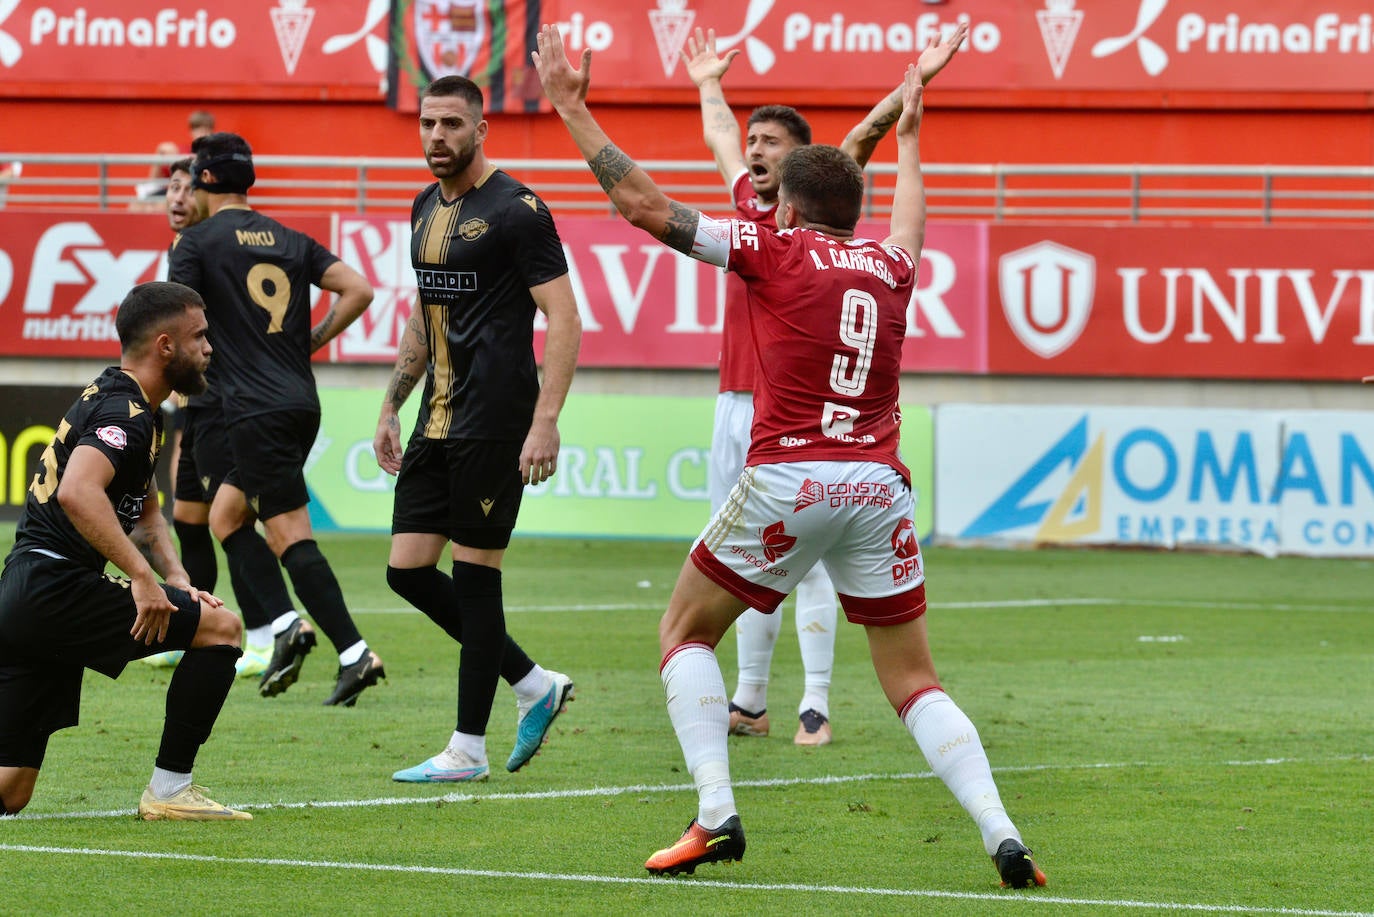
[589,143,635,195]
[657,201,700,256]
[384,308,426,412]
[309,306,337,353]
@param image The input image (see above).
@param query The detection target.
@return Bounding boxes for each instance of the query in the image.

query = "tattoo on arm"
[657,201,700,255]
[589,144,636,195]
[866,109,900,141]
[310,307,336,352]
[385,370,419,411]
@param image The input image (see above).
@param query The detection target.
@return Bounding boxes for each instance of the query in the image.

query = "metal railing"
[1,153,1372,224]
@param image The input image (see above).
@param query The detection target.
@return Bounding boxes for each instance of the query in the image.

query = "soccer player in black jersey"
[148,158,276,677]
[0,281,250,820]
[373,75,581,782]
[170,132,384,707]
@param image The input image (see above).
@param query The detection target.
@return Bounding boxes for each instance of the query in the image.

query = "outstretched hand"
[897,64,925,138]
[533,24,590,114]
[918,20,968,84]
[681,28,739,87]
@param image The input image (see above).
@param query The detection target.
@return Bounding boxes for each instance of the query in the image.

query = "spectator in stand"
[136,111,218,210]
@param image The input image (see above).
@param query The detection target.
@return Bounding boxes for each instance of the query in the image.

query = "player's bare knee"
[191,605,242,648]
[0,772,35,814]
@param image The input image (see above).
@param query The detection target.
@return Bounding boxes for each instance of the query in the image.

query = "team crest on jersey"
[458,218,490,241]
[520,193,538,213]
[96,425,128,450]
[794,479,824,513]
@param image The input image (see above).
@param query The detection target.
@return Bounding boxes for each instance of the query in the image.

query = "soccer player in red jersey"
[534,26,1047,888]
[682,24,967,748]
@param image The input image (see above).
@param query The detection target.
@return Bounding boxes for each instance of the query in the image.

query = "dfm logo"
[1091,0,1169,75]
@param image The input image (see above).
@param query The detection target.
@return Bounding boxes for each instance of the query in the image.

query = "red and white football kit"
[708,171,775,509]
[688,214,926,624]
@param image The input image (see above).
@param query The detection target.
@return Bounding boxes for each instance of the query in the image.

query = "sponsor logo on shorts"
[795,479,895,511]
[890,517,923,586]
[758,520,796,563]
[96,424,127,450]
[794,478,824,512]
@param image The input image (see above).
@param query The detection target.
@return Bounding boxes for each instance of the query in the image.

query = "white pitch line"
[9,755,1367,823]
[0,843,1368,917]
[350,597,1364,614]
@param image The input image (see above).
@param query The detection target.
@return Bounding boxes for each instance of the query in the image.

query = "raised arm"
[883,65,926,260]
[681,28,746,186]
[840,21,967,168]
[534,25,704,257]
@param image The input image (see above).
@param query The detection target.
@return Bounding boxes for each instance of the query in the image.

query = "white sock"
[338,640,367,666]
[732,608,780,713]
[663,643,736,828]
[904,689,1021,856]
[511,664,550,709]
[149,767,192,799]
[271,611,300,636]
[246,625,272,649]
[794,564,837,718]
[436,730,486,766]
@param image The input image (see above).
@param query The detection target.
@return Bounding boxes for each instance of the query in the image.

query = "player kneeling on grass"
[0,281,250,821]
[533,27,1045,885]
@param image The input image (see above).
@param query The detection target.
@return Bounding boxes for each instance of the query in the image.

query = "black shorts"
[226,409,318,521]
[0,552,203,768]
[392,438,525,550]
[173,410,204,504]
[187,404,234,503]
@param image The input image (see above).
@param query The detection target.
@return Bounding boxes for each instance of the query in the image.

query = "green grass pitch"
[1,533,1370,916]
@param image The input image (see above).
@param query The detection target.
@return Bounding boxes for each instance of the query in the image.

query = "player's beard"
[426,134,478,178]
[167,351,209,397]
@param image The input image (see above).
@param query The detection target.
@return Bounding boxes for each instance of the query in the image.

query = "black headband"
[191,152,255,194]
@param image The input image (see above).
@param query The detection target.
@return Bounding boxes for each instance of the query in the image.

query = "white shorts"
[708,390,753,512]
[691,460,926,625]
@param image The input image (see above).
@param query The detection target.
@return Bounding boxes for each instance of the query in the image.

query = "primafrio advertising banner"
[4,1,1372,104]
[934,404,1374,558]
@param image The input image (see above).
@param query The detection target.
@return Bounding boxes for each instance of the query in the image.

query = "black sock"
[225,542,272,631]
[173,520,217,593]
[387,564,534,685]
[156,645,239,774]
[452,561,508,736]
[222,525,294,621]
[282,540,362,653]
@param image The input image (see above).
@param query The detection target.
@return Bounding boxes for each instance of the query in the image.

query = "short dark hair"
[779,145,865,230]
[190,132,255,194]
[116,282,204,350]
[170,156,194,177]
[422,75,484,115]
[747,105,812,146]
